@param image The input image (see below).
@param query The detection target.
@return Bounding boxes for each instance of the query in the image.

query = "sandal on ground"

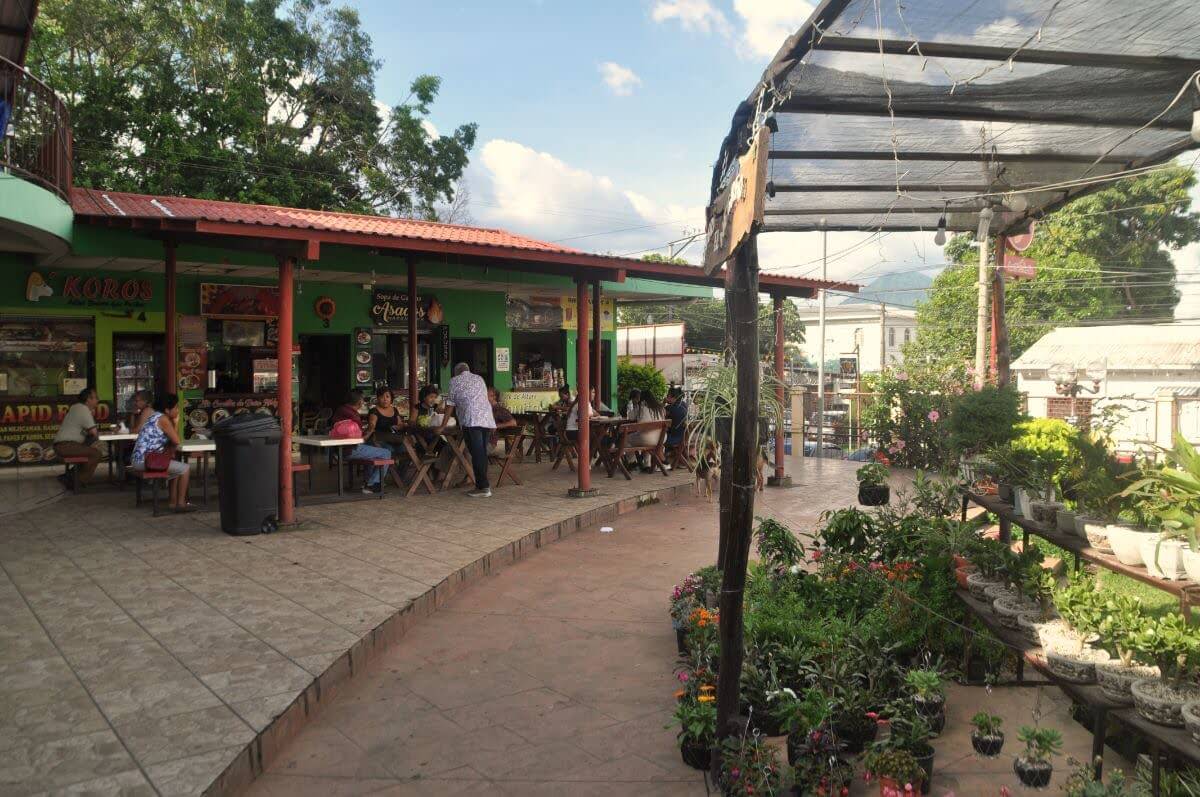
[172,504,198,514]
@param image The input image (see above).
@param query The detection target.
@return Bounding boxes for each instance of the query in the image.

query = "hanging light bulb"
[933,213,947,246]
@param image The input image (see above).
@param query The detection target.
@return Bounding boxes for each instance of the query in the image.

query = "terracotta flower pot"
[954,565,976,589]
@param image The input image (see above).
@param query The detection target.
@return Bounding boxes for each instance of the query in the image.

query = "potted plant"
[1129,613,1200,726]
[717,728,789,797]
[1014,725,1062,788]
[1122,433,1200,581]
[947,384,1022,482]
[669,695,716,770]
[874,702,935,794]
[969,712,1004,757]
[1094,595,1158,705]
[670,573,704,655]
[1063,759,1142,796]
[863,748,925,797]
[755,517,806,577]
[1182,700,1200,746]
[740,658,785,737]
[857,462,891,506]
[904,669,945,736]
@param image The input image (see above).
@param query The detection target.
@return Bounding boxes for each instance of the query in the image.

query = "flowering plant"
[670,573,703,627]
[718,729,789,797]
[668,694,717,745]
[863,747,925,790]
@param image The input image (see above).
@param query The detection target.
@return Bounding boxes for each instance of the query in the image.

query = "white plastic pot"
[1182,548,1200,584]
[1107,525,1154,567]
[1140,537,1185,580]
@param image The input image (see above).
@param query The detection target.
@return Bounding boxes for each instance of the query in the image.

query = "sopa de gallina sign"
[369,289,443,328]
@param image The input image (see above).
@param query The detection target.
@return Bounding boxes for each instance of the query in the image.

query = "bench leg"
[135,476,142,506]
[151,479,161,518]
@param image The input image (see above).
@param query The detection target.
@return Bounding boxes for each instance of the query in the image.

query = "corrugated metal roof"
[1014,324,1200,371]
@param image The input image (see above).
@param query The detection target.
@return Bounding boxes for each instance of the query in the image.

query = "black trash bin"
[213,414,281,535]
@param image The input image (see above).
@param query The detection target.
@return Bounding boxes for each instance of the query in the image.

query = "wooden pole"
[974,235,990,389]
[993,236,1011,387]
[715,235,760,753]
[592,281,602,404]
[277,255,294,524]
[717,271,734,568]
[164,241,177,395]
[768,294,790,486]
[407,256,419,411]
[570,278,593,496]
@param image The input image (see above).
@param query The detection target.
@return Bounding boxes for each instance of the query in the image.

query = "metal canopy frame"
[709,0,1200,237]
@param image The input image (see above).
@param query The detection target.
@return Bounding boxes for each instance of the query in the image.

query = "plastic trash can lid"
[212,413,281,437]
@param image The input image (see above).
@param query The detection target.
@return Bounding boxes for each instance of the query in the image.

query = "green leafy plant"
[1055,571,1106,635]
[1096,594,1149,667]
[947,384,1024,457]
[857,462,890,487]
[771,686,831,737]
[1065,758,1147,796]
[1021,563,1057,616]
[1008,418,1082,495]
[904,669,943,701]
[1018,726,1064,764]
[616,359,667,410]
[970,712,1003,735]
[668,695,717,745]
[755,517,805,573]
[1129,613,1199,685]
[817,508,878,557]
[1123,433,1200,546]
[687,363,786,466]
[863,747,926,785]
[717,729,789,797]
[1072,433,1138,520]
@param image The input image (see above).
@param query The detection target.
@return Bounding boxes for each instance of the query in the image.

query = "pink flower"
[811,550,823,561]
[865,711,878,720]
[1000,788,1011,797]
[677,671,689,682]
[730,768,741,780]
[904,784,913,792]
[927,410,940,422]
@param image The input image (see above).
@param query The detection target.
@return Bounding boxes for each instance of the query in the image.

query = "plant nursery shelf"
[957,589,1200,786]
[962,490,1200,617]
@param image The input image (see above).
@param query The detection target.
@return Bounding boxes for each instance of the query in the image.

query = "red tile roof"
[69,187,859,296]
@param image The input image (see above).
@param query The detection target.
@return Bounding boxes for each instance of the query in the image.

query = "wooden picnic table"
[97,431,137,483]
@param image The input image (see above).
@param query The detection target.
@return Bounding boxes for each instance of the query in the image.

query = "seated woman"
[129,393,193,512]
[129,389,154,433]
[486,386,518,455]
[366,388,406,457]
[331,390,393,495]
[630,391,666,470]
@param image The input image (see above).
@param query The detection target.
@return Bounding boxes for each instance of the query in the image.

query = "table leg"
[201,454,208,506]
[1090,709,1107,780]
[336,447,344,496]
[107,442,115,483]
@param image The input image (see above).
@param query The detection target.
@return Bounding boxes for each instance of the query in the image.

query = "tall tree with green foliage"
[906,167,1200,368]
[619,256,805,353]
[30,0,477,217]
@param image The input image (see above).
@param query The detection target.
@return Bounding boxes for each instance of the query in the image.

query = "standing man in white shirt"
[53,387,102,488]
[445,363,496,498]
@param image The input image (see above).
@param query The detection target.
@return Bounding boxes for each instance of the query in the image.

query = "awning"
[709,0,1200,236]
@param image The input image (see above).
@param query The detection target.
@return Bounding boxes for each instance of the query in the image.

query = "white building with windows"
[794,302,917,374]
[1013,324,1200,453]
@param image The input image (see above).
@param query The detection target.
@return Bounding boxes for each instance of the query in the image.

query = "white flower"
[789,564,802,574]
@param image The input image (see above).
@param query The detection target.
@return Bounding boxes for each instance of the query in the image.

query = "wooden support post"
[592,281,602,404]
[992,235,1011,387]
[717,272,735,568]
[569,278,596,497]
[277,255,295,524]
[714,236,760,756]
[767,293,790,487]
[407,256,419,411]
[164,241,177,394]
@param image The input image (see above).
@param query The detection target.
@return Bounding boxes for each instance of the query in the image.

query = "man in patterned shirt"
[445,363,496,497]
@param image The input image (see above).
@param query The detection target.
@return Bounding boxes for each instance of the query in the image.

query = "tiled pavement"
[0,458,691,796]
[245,458,1128,796]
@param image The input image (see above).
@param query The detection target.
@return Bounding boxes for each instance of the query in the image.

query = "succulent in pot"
[1094,595,1155,704]
[994,594,1038,629]
[857,462,891,506]
[969,712,1004,758]
[1014,725,1062,788]
[1182,701,1200,746]
[966,571,1002,602]
[870,701,936,795]
[1056,507,1077,535]
[1029,499,1065,526]
[1046,646,1110,683]
[905,669,945,736]
[1128,613,1200,726]
[864,748,925,797]
[668,695,716,770]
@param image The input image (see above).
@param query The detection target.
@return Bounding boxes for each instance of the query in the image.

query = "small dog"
[755,447,767,492]
[694,443,721,501]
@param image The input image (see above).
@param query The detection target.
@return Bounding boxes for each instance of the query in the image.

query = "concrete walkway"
[0,458,689,796]
[246,458,1124,796]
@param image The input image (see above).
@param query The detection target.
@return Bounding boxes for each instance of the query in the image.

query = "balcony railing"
[0,55,72,202]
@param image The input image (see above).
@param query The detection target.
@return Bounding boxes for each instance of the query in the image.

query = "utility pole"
[974,208,994,389]
[815,221,827,458]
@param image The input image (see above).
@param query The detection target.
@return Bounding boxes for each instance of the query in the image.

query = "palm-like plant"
[688,363,787,465]
[1122,433,1200,547]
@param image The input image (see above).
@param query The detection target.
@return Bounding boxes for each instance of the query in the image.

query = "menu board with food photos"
[353,328,373,387]
[0,398,113,468]
[183,395,282,438]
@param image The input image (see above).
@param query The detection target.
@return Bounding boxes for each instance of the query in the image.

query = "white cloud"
[651,0,731,34]
[467,139,704,255]
[598,62,642,96]
[733,0,814,59]
[652,0,814,61]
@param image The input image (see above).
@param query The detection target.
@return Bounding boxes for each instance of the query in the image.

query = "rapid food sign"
[0,399,113,467]
[24,270,154,308]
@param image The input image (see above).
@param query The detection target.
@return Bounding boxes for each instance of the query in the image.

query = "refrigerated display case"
[113,335,163,414]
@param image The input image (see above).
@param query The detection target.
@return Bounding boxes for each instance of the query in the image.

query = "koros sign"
[25,270,154,308]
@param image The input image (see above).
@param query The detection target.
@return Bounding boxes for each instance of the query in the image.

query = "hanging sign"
[496,347,511,373]
[1007,221,1036,253]
[1001,251,1037,280]
[24,270,153,308]
[0,399,113,468]
[703,126,770,275]
[370,289,441,329]
[839,356,858,379]
[200,284,280,319]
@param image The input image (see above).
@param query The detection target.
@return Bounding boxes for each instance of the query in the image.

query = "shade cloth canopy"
[710,0,1200,235]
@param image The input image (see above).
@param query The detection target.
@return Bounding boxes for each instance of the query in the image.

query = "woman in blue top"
[130,393,193,512]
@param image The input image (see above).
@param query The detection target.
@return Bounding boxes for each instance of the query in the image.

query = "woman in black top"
[365,388,406,458]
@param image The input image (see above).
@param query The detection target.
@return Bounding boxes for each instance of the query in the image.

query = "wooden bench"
[488,430,528,488]
[291,463,312,506]
[60,455,92,492]
[134,471,173,516]
[602,420,669,480]
[348,456,393,499]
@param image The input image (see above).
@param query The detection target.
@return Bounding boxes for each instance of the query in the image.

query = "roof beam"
[770,183,1028,193]
[814,35,1200,72]
[764,223,965,233]
[765,206,988,216]
[769,149,1129,164]
[774,99,1191,131]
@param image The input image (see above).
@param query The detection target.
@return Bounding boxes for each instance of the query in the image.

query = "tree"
[906,167,1200,368]
[31,0,477,218]
[620,256,805,354]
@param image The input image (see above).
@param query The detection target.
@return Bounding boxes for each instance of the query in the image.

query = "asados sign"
[369,289,443,328]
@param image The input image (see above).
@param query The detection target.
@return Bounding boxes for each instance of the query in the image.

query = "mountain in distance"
[837,270,933,309]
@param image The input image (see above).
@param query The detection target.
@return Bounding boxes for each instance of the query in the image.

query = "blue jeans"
[349,443,391,486]
[462,427,490,490]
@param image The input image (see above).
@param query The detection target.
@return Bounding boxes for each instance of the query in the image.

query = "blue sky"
[347,0,1200,318]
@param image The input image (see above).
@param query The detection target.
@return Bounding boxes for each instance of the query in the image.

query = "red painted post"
[277,255,294,524]
[164,241,177,394]
[773,294,786,481]
[592,281,602,404]
[407,256,419,411]
[573,278,592,495]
